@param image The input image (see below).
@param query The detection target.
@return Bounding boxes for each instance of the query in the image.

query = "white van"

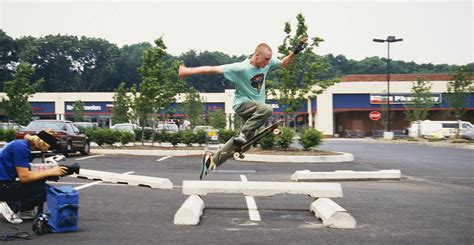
[408,120,473,137]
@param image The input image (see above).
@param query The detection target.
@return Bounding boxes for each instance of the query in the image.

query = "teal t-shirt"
[220,57,281,111]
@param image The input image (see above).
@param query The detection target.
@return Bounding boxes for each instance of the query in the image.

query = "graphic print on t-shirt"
[250,73,265,94]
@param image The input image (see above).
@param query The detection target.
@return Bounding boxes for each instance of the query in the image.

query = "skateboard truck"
[233,125,282,160]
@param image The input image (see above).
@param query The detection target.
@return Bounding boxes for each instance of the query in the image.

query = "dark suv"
[16,120,90,156]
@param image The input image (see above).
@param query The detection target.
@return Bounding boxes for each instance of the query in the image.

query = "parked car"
[156,124,179,134]
[459,128,474,140]
[192,125,215,133]
[423,128,457,139]
[111,123,138,133]
[74,122,98,129]
[0,122,24,130]
[16,120,90,156]
[408,120,473,138]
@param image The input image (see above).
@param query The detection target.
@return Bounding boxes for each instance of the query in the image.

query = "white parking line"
[214,170,256,173]
[240,175,261,221]
[76,154,105,161]
[157,156,173,162]
[74,171,134,190]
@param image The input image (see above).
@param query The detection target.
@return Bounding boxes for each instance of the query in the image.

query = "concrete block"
[182,181,342,198]
[291,170,401,181]
[75,169,173,189]
[237,151,354,163]
[383,132,394,140]
[310,198,356,229]
[174,195,205,225]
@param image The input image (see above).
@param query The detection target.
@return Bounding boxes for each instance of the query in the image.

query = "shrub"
[218,129,236,144]
[153,130,170,144]
[0,129,17,142]
[134,128,153,141]
[181,129,197,146]
[259,133,275,149]
[274,127,295,149]
[93,128,120,146]
[195,130,206,145]
[168,131,182,146]
[299,128,323,151]
[119,131,134,146]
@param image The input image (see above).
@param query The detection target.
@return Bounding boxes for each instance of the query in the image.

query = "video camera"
[30,154,80,181]
[60,161,81,176]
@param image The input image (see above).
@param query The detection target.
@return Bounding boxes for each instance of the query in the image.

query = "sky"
[0,0,472,65]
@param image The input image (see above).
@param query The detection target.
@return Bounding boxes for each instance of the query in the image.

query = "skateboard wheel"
[233,152,245,159]
[233,152,240,159]
[273,129,281,135]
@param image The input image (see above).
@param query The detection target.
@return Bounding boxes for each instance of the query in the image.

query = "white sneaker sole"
[0,202,23,224]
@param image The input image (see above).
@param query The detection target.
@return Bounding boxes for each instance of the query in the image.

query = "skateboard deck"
[233,120,283,159]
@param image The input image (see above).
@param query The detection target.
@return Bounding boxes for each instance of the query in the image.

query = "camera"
[61,161,81,176]
[47,161,80,181]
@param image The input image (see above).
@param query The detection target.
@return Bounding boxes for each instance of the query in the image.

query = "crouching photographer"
[0,129,67,224]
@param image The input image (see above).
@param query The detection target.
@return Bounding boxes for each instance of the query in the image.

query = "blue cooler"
[46,186,79,233]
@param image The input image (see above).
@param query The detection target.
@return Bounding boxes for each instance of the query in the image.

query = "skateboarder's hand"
[178,64,188,79]
[293,36,308,55]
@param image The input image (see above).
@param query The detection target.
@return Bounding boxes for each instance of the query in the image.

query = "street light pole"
[373,36,403,132]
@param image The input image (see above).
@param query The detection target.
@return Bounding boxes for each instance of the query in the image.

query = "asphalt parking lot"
[1,140,472,244]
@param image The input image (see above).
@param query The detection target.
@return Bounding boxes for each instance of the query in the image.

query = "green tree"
[135,37,186,144]
[179,50,245,92]
[445,66,473,121]
[208,109,226,129]
[76,36,120,91]
[115,43,153,89]
[112,82,131,124]
[404,77,435,137]
[72,100,85,122]
[269,13,338,125]
[0,30,18,91]
[17,34,81,92]
[2,62,43,125]
[179,89,204,126]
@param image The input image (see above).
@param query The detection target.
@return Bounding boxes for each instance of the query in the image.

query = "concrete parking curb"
[291,170,401,181]
[310,198,356,229]
[174,195,205,225]
[236,151,354,163]
[91,149,354,163]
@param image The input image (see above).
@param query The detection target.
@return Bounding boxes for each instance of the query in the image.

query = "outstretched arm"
[280,53,296,68]
[280,36,309,69]
[179,65,224,79]
[16,166,67,183]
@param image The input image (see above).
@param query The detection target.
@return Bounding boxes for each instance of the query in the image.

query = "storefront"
[332,93,474,137]
[64,101,113,127]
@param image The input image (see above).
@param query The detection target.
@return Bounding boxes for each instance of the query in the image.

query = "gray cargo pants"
[212,101,273,166]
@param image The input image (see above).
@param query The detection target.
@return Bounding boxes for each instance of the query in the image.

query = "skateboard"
[233,120,283,159]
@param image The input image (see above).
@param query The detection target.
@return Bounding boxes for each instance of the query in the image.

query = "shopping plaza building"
[1,74,473,136]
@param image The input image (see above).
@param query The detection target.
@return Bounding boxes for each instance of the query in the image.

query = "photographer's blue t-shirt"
[0,140,31,181]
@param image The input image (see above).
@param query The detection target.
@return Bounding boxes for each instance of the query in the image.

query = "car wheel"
[80,141,90,156]
[64,141,73,157]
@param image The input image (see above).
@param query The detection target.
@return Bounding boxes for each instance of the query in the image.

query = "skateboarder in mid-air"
[179,37,308,179]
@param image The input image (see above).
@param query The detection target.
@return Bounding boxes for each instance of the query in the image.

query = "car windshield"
[75,122,97,128]
[116,125,134,130]
[0,124,14,130]
[26,121,66,131]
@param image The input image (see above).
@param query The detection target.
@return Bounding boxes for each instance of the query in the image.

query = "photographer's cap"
[37,129,60,150]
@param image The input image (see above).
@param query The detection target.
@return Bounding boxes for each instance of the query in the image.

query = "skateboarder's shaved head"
[254,43,272,55]
[252,43,273,68]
